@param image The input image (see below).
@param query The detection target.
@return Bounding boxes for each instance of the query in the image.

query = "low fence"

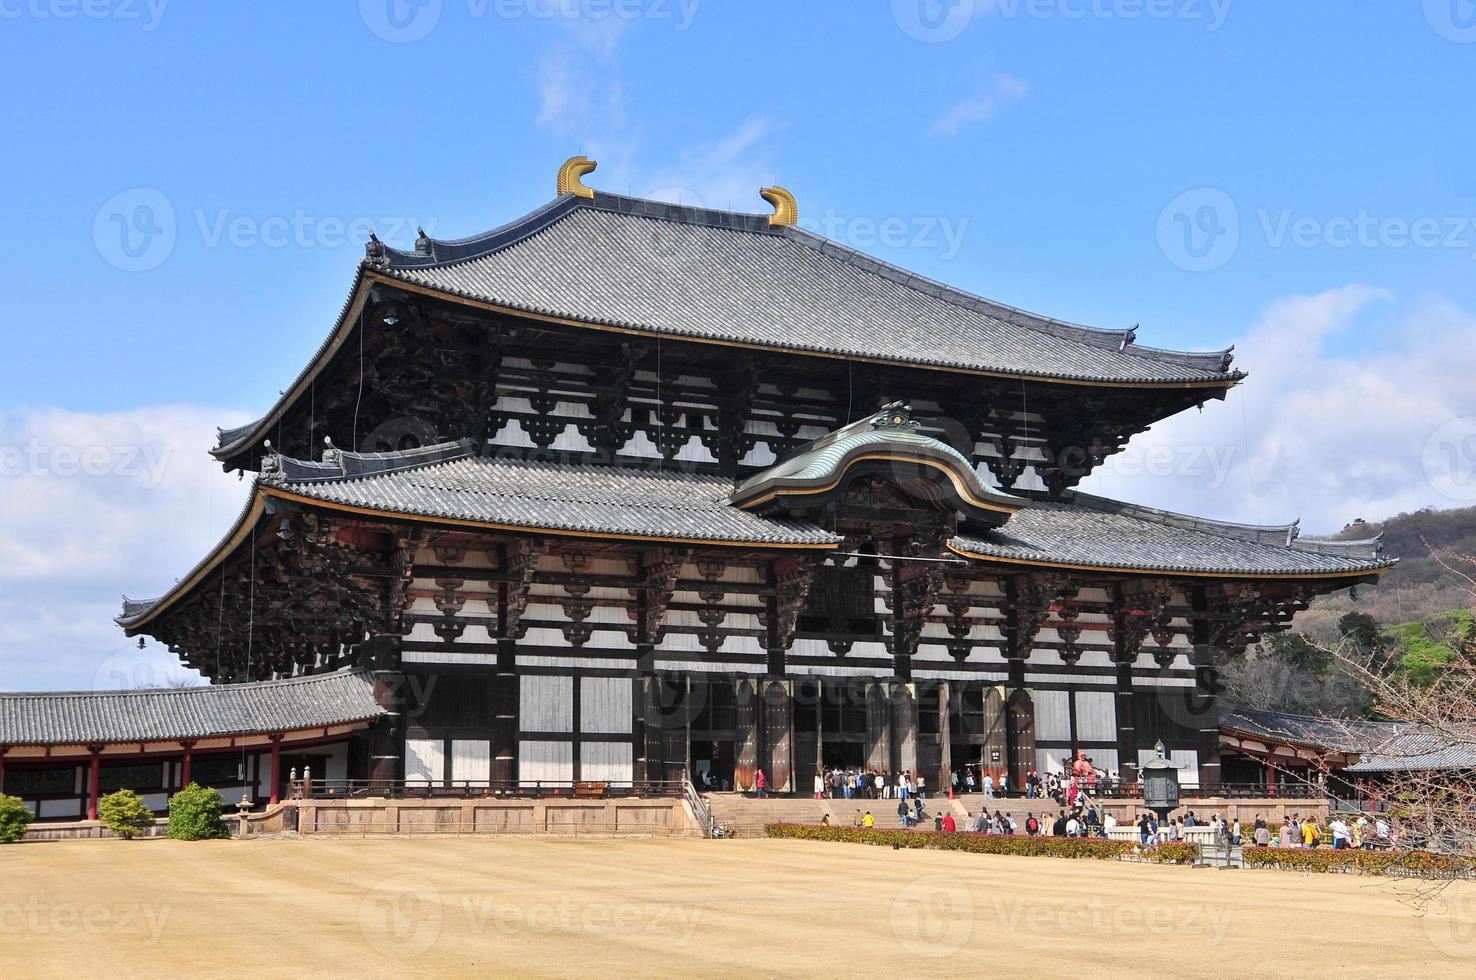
[294,795,701,837]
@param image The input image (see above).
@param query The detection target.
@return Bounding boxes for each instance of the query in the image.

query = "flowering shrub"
[1242,846,1474,877]
[764,822,1197,865]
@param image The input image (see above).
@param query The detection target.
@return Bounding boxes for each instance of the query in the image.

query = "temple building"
[4,159,1395,814]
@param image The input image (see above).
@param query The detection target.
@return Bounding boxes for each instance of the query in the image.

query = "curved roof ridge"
[373,194,585,269]
[1,667,372,700]
[261,438,476,485]
[1064,491,1300,543]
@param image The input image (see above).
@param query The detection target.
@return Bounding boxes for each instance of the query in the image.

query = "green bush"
[764,822,1198,865]
[0,793,33,844]
[97,789,155,840]
[166,783,230,841]
[1242,845,1475,877]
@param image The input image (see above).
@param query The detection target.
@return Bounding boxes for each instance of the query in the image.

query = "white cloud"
[1080,286,1476,533]
[0,405,250,691]
[637,116,780,210]
[535,17,630,134]
[929,73,1028,136]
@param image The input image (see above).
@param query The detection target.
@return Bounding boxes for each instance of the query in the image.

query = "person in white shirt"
[982,773,994,798]
[1330,818,1352,850]
[1065,815,1081,837]
[1103,813,1117,832]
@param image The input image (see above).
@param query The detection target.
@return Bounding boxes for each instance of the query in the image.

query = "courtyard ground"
[2,835,1470,978]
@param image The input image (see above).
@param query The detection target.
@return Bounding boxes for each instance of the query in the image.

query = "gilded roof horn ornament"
[557,155,598,199]
[759,185,797,227]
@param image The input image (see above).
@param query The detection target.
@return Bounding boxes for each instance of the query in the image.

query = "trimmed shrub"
[0,793,33,844]
[97,789,155,840]
[764,822,1197,865]
[166,783,230,841]
[1242,846,1475,878]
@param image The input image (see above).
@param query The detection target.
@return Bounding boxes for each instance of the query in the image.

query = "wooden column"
[936,680,952,796]
[268,735,283,805]
[865,681,891,773]
[1189,585,1223,790]
[890,682,918,778]
[86,748,102,821]
[180,741,194,791]
[1114,661,1138,784]
[0,745,7,796]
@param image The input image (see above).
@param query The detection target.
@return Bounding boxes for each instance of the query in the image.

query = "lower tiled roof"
[1221,707,1476,774]
[274,451,839,547]
[952,493,1393,577]
[0,670,384,746]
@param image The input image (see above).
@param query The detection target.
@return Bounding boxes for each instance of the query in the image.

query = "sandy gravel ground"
[2,835,1470,978]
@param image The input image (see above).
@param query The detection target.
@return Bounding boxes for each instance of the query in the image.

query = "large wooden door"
[734,678,759,792]
[1007,688,1037,793]
[981,685,1008,790]
[762,679,794,793]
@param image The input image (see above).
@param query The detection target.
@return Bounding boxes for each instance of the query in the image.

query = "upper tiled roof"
[0,670,384,746]
[952,492,1394,576]
[373,191,1237,386]
[265,441,838,547]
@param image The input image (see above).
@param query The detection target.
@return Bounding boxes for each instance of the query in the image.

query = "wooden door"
[1007,688,1037,793]
[734,678,759,792]
[762,679,794,793]
[982,685,1009,789]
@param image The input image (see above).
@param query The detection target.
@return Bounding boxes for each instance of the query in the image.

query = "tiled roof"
[374,192,1238,386]
[952,493,1393,576]
[1221,707,1476,773]
[267,442,838,547]
[1343,732,1476,773]
[1220,706,1371,751]
[0,670,384,746]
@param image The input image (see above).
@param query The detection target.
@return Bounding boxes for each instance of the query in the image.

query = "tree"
[0,793,33,844]
[97,789,155,840]
[1337,611,1392,673]
[166,783,230,841]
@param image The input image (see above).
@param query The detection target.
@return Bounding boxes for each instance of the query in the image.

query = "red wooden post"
[0,745,8,794]
[87,749,102,821]
[268,735,283,805]
[180,742,194,790]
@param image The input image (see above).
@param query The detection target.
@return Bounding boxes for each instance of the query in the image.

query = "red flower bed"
[763,822,1197,865]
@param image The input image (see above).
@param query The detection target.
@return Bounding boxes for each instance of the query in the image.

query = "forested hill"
[1297,504,1476,642]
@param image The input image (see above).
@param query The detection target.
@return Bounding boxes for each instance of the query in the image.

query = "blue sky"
[3,1,1475,689]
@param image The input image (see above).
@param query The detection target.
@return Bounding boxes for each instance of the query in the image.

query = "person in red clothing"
[754,769,766,798]
[940,813,956,833]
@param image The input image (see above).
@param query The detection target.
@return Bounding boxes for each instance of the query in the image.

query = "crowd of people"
[810,756,1117,804]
